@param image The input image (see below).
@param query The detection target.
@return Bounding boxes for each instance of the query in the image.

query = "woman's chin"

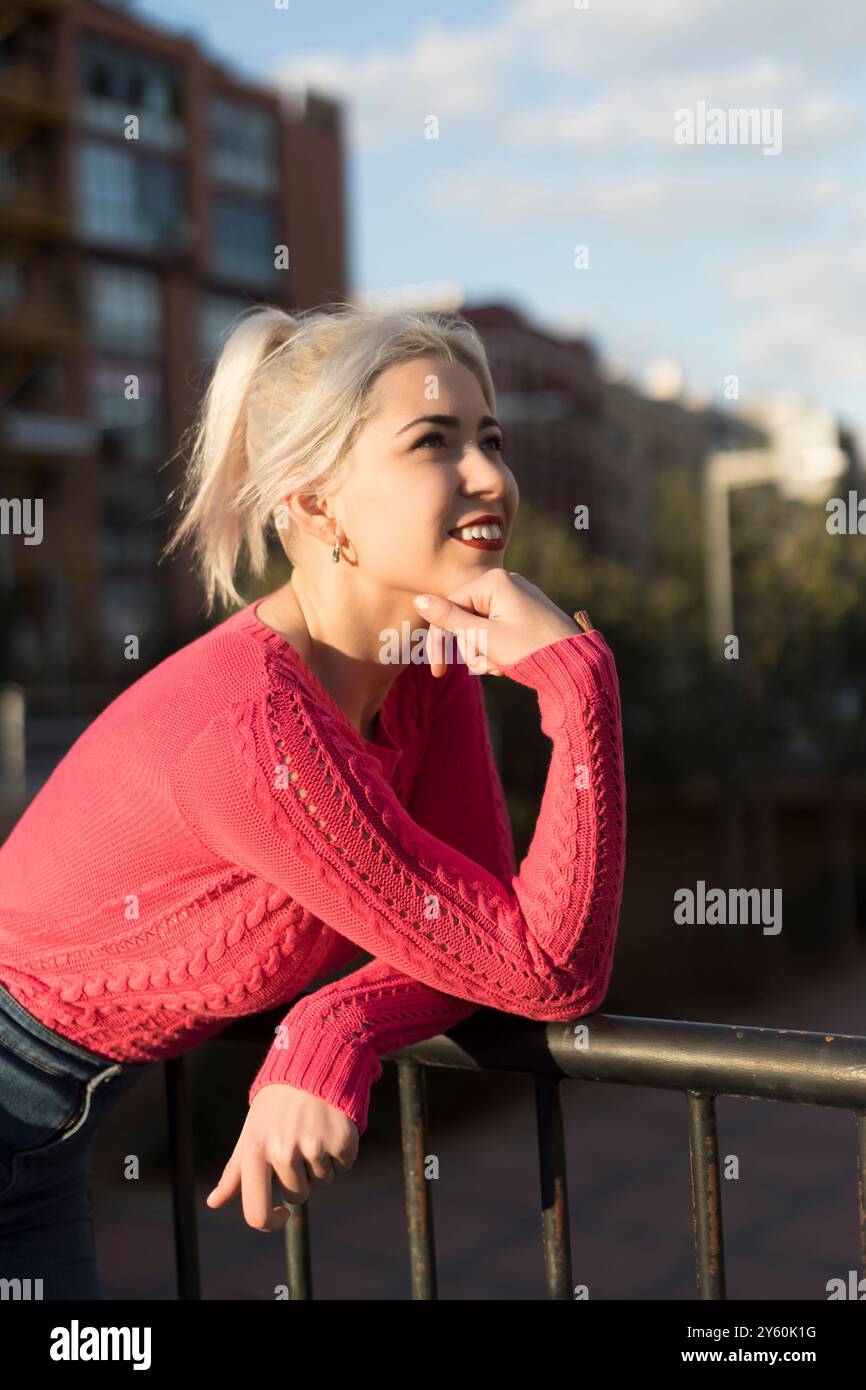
[420,552,506,595]
[448,548,505,566]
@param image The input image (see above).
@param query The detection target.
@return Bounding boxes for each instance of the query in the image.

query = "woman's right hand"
[206,1084,359,1231]
[413,569,590,677]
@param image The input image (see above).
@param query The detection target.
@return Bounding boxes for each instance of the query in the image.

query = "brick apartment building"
[0,0,347,692]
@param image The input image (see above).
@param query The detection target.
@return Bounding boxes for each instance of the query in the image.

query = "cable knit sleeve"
[241,659,520,1133]
[244,955,480,1134]
[170,629,626,1132]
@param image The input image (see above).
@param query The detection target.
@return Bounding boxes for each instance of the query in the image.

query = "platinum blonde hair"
[162,300,497,615]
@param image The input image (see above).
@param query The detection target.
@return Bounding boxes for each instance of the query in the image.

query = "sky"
[132,0,866,446]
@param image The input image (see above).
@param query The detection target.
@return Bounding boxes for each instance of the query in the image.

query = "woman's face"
[332,354,519,597]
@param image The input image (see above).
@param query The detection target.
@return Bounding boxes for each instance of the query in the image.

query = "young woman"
[0,303,626,1298]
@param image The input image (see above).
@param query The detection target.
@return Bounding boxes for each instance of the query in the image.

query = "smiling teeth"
[453,524,502,540]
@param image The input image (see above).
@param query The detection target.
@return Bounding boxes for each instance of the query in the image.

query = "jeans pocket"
[0,1038,96,1197]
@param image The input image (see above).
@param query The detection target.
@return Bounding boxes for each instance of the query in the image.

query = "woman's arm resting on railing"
[171,628,626,1029]
[248,956,479,1134]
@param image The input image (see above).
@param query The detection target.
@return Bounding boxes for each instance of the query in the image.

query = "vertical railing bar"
[686,1089,726,1300]
[164,1056,201,1301]
[534,1073,574,1300]
[398,1058,437,1300]
[283,1200,313,1300]
[854,1110,866,1287]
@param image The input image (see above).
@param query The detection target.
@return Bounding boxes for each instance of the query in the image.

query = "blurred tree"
[490,472,866,802]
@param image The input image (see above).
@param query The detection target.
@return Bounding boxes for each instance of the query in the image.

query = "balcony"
[0,58,69,127]
[0,302,80,357]
[0,180,73,241]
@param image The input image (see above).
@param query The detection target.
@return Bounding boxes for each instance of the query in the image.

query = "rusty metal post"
[686,1089,726,1299]
[398,1058,437,1299]
[534,1073,574,1299]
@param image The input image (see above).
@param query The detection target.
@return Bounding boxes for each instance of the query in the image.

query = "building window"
[200,292,254,360]
[89,262,162,355]
[90,357,163,467]
[212,193,280,288]
[209,97,279,194]
[79,141,186,251]
[80,39,184,151]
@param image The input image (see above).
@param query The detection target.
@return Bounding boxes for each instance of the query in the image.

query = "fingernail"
[413,594,431,611]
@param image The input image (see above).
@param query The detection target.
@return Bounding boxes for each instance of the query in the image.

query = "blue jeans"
[0,980,154,1301]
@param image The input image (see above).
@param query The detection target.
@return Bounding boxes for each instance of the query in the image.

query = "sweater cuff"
[500,629,615,704]
[248,1011,383,1137]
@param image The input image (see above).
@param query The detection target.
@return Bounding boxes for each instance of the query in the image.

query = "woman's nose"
[461,442,507,482]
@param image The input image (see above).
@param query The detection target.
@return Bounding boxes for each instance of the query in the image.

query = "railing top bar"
[381,1012,866,1112]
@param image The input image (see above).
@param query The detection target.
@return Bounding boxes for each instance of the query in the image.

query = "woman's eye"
[413,433,505,452]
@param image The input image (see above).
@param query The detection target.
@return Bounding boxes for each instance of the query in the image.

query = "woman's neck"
[255,577,408,741]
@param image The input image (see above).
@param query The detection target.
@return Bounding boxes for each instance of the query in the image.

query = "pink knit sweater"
[0,597,626,1133]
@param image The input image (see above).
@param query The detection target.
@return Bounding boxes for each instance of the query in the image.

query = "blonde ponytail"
[162,305,299,614]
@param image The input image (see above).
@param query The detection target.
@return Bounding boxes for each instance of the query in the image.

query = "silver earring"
[332,535,341,563]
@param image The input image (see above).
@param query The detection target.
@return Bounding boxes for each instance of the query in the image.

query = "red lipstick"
[447,514,505,551]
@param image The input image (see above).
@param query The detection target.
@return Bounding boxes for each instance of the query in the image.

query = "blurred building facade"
[0,0,347,691]
[460,302,769,575]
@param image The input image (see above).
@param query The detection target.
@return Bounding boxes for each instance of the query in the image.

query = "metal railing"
[164,1010,866,1300]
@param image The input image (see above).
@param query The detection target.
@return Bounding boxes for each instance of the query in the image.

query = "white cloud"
[505,62,862,157]
[268,22,519,148]
[509,0,866,79]
[267,5,863,166]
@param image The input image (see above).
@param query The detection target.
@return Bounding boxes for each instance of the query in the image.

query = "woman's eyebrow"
[394,413,502,436]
